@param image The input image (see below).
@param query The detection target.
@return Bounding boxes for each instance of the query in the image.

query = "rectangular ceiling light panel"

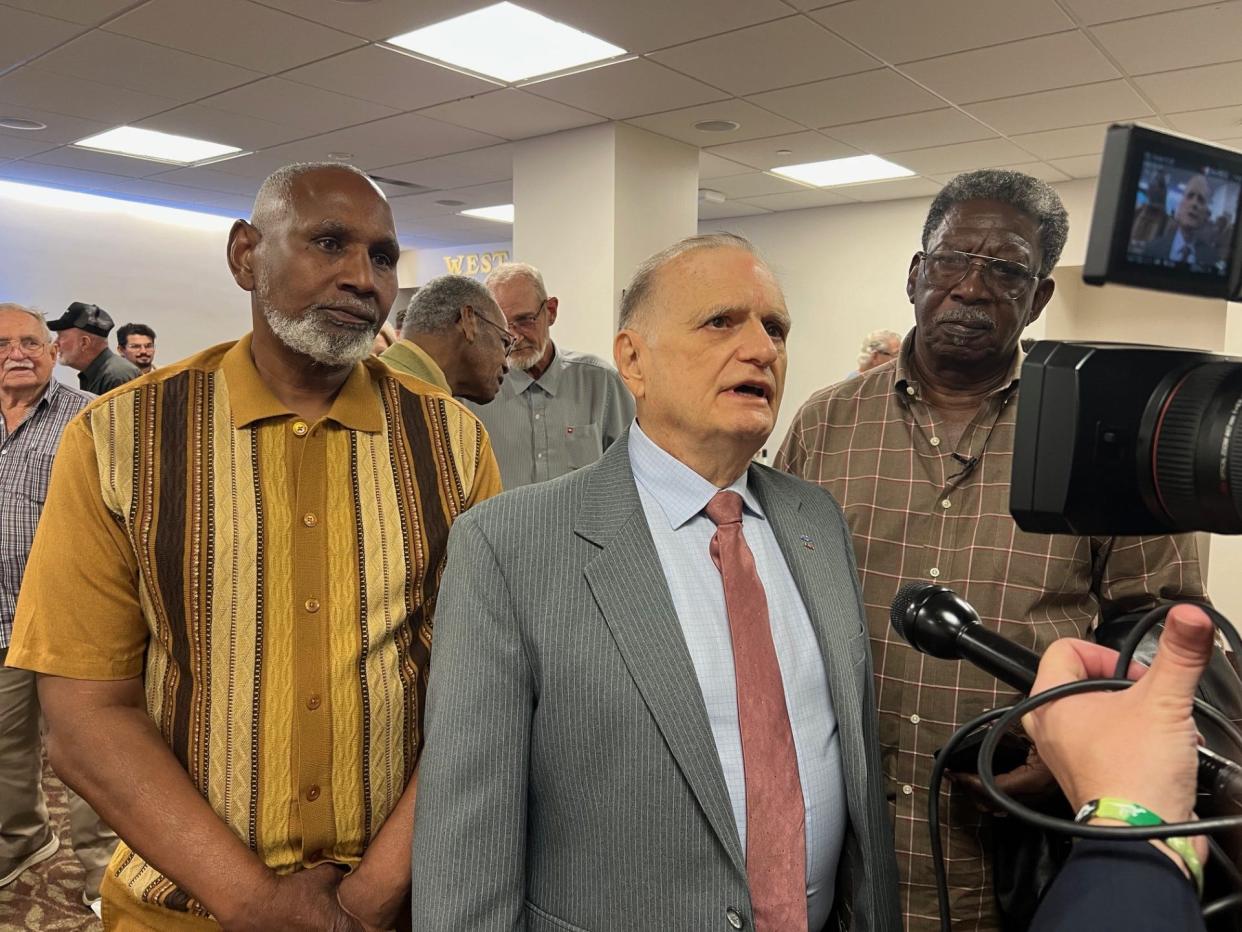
[771,154,915,187]
[74,126,241,165]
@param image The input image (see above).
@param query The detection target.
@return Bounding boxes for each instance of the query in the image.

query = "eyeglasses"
[508,299,547,331]
[917,250,1039,299]
[474,311,518,354]
[0,337,49,358]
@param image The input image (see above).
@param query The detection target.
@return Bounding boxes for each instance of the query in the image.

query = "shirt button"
[534,413,542,420]
[906,386,916,396]
[307,694,321,711]
[302,512,318,528]
[929,436,941,446]
[941,499,952,509]
[929,568,940,578]
[726,907,744,929]
[537,452,544,459]
[306,785,320,802]
[292,421,309,436]
[902,784,913,796]
[305,598,320,613]
[910,713,921,724]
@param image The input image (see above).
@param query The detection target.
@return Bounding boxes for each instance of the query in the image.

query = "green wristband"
[1074,797,1204,896]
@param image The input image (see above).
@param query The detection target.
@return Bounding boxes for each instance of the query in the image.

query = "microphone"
[890,581,1242,810]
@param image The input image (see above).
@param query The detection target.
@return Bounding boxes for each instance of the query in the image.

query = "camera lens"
[1142,362,1242,533]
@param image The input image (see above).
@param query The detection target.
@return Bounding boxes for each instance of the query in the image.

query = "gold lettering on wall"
[442,251,510,277]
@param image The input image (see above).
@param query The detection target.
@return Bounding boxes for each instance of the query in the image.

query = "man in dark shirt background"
[47,302,140,394]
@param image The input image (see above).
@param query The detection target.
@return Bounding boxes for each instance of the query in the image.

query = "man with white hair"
[472,261,634,488]
[855,329,902,376]
[0,304,115,917]
[6,163,501,930]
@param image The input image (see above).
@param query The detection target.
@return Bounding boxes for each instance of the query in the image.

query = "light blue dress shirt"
[628,422,846,929]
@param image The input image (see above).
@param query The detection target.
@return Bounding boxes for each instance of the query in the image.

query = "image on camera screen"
[1126,150,1242,277]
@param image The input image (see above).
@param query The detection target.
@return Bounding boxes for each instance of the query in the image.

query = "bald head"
[250,162,387,233]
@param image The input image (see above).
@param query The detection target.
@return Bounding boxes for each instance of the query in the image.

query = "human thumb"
[1140,603,1215,712]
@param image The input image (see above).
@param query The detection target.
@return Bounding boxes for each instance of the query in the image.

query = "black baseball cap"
[47,302,115,337]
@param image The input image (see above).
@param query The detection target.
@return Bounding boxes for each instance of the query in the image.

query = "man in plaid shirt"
[0,303,116,915]
[776,169,1205,931]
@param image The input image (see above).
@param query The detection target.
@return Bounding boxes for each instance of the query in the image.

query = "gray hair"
[857,328,902,367]
[251,161,380,229]
[484,262,547,304]
[922,169,1069,277]
[619,233,764,331]
[0,302,52,340]
[401,275,498,336]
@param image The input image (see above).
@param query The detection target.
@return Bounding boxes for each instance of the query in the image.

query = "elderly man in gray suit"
[411,233,900,931]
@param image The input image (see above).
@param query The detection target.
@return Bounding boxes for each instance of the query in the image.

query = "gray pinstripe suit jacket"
[411,431,901,932]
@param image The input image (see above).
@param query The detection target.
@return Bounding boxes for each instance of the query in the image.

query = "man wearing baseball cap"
[47,302,140,395]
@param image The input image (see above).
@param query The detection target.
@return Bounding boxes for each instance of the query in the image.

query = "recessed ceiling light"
[771,154,915,187]
[386,2,626,83]
[436,199,466,207]
[694,120,740,133]
[74,126,241,165]
[328,151,354,160]
[0,117,46,131]
[698,188,726,204]
[460,203,514,223]
[776,148,793,156]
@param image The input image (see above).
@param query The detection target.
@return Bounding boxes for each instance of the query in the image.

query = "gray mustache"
[934,307,994,328]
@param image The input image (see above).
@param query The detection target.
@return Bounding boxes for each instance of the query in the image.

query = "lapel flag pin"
[800,534,815,550]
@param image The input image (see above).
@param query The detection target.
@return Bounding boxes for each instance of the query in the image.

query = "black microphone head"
[889,581,979,659]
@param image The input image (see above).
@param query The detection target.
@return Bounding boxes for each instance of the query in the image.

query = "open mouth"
[728,382,770,400]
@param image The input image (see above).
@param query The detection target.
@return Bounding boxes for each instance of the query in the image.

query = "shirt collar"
[394,338,451,393]
[892,327,1024,403]
[628,420,764,530]
[221,333,383,432]
[78,347,111,383]
[505,343,561,397]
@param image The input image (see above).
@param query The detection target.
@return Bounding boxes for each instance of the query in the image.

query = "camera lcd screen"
[1125,150,1241,279]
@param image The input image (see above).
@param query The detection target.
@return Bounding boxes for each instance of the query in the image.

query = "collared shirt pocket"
[565,422,603,470]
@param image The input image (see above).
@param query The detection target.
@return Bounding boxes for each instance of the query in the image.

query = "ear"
[1027,276,1056,327]
[614,329,645,402]
[227,220,260,291]
[545,296,559,327]
[906,253,921,303]
[459,304,478,343]
[47,340,59,364]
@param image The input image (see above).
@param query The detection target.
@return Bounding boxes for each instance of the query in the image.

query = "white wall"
[0,193,248,367]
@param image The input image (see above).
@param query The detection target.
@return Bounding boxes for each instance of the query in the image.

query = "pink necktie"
[705,490,808,932]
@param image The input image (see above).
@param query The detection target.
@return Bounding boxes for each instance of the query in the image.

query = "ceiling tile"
[392,180,515,218]
[0,6,83,71]
[837,176,943,201]
[1134,61,1242,113]
[283,46,497,113]
[825,109,994,153]
[0,134,56,160]
[147,165,268,196]
[698,200,772,219]
[84,175,235,208]
[0,160,135,192]
[0,0,140,26]
[34,31,262,100]
[525,58,725,120]
[1165,105,1242,141]
[1059,0,1217,25]
[811,0,1072,64]
[649,15,877,96]
[0,67,181,124]
[1048,154,1103,178]
[708,171,811,198]
[104,0,363,73]
[525,0,793,53]
[930,161,1071,184]
[886,138,1033,174]
[699,150,754,179]
[198,77,396,134]
[965,80,1152,135]
[627,99,805,146]
[28,145,184,178]
[706,131,860,170]
[372,143,513,189]
[135,103,306,151]
[1008,122,1117,159]
[1092,4,1242,75]
[902,32,1118,103]
[419,89,603,140]
[0,104,109,145]
[734,188,854,211]
[247,0,493,40]
[747,69,943,128]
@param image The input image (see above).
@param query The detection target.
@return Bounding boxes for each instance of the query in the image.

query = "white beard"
[257,275,376,367]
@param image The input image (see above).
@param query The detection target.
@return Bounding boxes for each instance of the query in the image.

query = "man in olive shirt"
[381,274,513,402]
[48,302,140,394]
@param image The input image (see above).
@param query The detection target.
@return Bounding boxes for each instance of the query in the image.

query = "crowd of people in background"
[0,160,1229,932]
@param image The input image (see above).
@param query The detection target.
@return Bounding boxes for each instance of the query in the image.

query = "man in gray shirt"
[470,262,633,488]
[47,303,141,395]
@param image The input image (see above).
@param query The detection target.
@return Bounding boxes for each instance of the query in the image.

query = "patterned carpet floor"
[0,759,102,932]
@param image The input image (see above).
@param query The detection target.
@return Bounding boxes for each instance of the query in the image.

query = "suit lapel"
[578,439,746,877]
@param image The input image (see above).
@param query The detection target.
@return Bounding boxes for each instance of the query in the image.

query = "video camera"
[1011,123,1242,535]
